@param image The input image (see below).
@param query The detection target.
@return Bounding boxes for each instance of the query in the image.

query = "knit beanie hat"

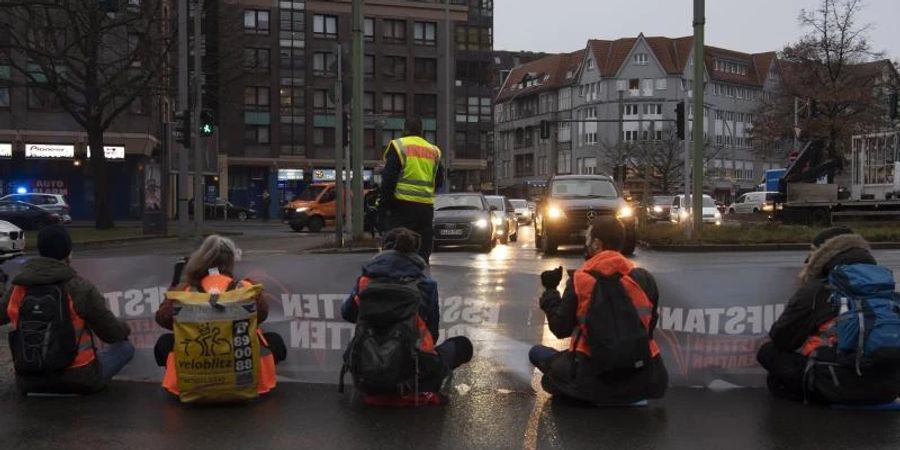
[37,225,72,260]
[811,226,854,248]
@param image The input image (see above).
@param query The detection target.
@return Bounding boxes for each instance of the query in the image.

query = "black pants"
[385,202,434,264]
[419,336,474,392]
[757,342,808,402]
[154,332,287,367]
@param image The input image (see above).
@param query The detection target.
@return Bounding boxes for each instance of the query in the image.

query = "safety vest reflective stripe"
[398,177,435,187]
[395,188,434,199]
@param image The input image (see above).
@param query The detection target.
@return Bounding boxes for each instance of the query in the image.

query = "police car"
[0,220,25,258]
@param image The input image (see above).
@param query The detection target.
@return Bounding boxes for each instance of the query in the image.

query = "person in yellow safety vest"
[379,117,444,264]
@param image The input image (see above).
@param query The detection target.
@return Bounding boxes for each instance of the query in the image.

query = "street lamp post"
[691,0,706,234]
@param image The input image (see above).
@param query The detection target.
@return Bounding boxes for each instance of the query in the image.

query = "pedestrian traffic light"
[174,110,190,148]
[675,103,685,140]
[540,120,551,140]
[199,109,215,137]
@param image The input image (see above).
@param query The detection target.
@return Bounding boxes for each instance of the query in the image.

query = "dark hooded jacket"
[342,250,439,339]
[769,234,876,352]
[0,257,131,392]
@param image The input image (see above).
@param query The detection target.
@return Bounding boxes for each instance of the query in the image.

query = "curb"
[305,247,380,255]
[638,241,900,252]
[71,231,244,249]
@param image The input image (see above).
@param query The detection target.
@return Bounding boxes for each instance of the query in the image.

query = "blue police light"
[16,187,27,194]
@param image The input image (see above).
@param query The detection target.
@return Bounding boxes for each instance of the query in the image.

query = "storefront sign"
[25,143,75,159]
[277,169,305,181]
[87,146,126,160]
[31,179,68,196]
[0,143,11,158]
[312,169,372,182]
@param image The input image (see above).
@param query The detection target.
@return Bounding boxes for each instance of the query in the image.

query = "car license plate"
[439,229,464,236]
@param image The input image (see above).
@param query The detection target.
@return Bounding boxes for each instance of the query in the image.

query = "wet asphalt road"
[3,225,900,449]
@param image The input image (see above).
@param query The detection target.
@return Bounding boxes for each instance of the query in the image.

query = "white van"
[728,191,780,214]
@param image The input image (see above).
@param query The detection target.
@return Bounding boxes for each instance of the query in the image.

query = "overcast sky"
[494,0,900,61]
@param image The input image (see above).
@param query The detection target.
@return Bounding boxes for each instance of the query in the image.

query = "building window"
[413,22,436,46]
[633,53,649,65]
[383,19,406,44]
[244,86,270,110]
[455,96,491,123]
[364,18,374,41]
[28,88,58,110]
[382,93,406,115]
[628,78,639,91]
[280,86,302,115]
[624,130,639,142]
[642,103,662,115]
[587,58,594,70]
[312,89,334,113]
[624,104,639,116]
[364,92,375,113]
[313,51,336,76]
[383,129,403,146]
[414,57,437,82]
[455,25,491,51]
[384,56,406,80]
[243,48,270,71]
[313,14,337,38]
[245,125,270,144]
[414,94,437,117]
[655,78,667,91]
[313,127,335,146]
[364,55,374,78]
[0,86,9,108]
[244,10,270,34]
[279,124,305,154]
[514,154,534,177]
[279,11,304,45]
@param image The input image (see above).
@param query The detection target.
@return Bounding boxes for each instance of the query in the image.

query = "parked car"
[728,191,780,214]
[485,195,518,244]
[204,199,257,221]
[509,198,533,224]
[0,201,61,230]
[0,193,71,224]
[534,175,636,256]
[0,220,25,258]
[670,194,722,225]
[645,195,674,222]
[433,193,496,253]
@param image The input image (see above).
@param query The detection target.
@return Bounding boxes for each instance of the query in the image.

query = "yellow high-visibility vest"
[385,136,442,205]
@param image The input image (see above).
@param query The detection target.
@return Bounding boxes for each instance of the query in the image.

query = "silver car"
[0,193,72,224]
[0,219,25,258]
[509,199,533,224]
[485,195,518,244]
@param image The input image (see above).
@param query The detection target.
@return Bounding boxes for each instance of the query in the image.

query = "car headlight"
[714,211,722,219]
[653,206,663,213]
[474,219,489,229]
[679,210,690,220]
[616,206,633,219]
[547,206,565,219]
[295,207,308,213]
[492,216,503,226]
[762,204,774,212]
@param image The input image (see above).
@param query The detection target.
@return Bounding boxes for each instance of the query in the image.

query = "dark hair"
[403,117,424,137]
[382,227,421,254]
[588,216,625,252]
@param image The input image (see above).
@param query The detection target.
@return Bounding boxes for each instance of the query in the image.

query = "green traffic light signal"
[199,109,215,136]
[200,123,213,136]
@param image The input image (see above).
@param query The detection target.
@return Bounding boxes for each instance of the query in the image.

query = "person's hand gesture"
[541,266,564,290]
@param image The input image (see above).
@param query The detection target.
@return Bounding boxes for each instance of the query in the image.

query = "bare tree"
[752,0,898,165]
[0,0,172,228]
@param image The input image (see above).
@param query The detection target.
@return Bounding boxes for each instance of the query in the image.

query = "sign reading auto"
[25,144,75,159]
[87,146,126,160]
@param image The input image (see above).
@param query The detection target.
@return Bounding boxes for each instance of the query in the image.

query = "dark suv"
[534,175,636,255]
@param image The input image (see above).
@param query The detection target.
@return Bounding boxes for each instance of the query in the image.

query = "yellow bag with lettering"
[165,283,263,403]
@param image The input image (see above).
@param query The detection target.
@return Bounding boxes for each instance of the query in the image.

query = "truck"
[775,131,900,226]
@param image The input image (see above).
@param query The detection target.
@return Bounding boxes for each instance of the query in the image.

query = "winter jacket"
[0,257,131,392]
[342,250,440,340]
[769,234,876,352]
[539,251,668,403]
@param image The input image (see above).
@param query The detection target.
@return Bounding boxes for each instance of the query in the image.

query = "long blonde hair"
[181,235,242,287]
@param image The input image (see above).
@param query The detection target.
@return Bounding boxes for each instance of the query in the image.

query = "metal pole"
[192,0,204,236]
[617,91,625,191]
[691,0,706,234]
[683,87,691,237]
[350,0,364,239]
[177,0,190,239]
[334,44,345,246]
[793,96,799,153]
[443,0,452,192]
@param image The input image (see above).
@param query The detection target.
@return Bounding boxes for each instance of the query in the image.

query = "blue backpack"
[828,264,900,374]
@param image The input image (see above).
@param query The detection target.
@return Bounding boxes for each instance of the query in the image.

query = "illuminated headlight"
[616,206,634,219]
[474,219,489,229]
[679,210,690,220]
[295,207,308,213]
[653,206,663,213]
[492,216,503,226]
[714,211,722,219]
[762,204,774,212]
[547,206,565,219]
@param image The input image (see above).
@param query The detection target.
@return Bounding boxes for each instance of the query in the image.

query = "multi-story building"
[495,34,786,203]
[210,0,494,212]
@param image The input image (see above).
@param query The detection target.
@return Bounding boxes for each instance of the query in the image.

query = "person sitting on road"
[154,235,286,400]
[758,227,900,404]
[529,216,667,405]
[0,225,134,394]
[340,227,473,405]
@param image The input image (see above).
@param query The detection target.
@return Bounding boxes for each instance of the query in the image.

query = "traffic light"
[199,109,215,137]
[540,120,551,140]
[174,110,190,148]
[675,102,685,140]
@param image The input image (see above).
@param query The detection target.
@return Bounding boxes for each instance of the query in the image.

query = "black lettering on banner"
[233,319,254,386]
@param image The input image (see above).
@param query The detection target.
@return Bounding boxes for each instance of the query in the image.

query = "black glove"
[541,266,564,290]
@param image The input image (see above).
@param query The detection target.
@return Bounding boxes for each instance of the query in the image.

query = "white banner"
[87,145,126,160]
[25,143,75,159]
[0,143,11,158]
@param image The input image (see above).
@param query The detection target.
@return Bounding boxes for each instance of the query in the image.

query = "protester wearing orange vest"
[154,235,286,397]
[1,225,134,394]
[529,216,667,405]
[379,117,444,264]
[758,227,900,404]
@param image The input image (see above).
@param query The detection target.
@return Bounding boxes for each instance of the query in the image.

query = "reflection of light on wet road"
[523,322,567,449]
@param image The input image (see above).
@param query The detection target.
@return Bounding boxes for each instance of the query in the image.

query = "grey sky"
[494,0,900,61]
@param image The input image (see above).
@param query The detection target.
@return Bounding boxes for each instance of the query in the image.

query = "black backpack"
[9,284,79,374]
[582,271,652,375]
[340,280,426,394]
